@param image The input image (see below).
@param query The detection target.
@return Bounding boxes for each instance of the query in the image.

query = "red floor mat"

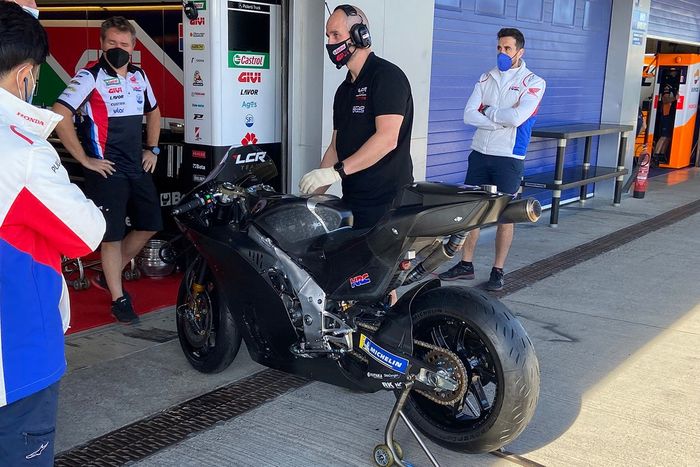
[66,270,182,334]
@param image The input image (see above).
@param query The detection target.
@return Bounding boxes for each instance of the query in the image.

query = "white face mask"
[14,1,39,19]
[16,65,36,103]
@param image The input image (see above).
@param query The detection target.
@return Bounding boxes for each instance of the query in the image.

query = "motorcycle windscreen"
[203,144,278,187]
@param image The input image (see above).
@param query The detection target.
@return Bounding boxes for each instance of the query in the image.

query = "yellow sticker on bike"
[359,334,409,374]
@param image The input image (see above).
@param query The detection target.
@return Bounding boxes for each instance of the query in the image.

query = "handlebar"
[171,194,206,216]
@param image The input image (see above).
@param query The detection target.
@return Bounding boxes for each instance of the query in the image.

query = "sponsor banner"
[183,0,279,149]
[183,0,212,145]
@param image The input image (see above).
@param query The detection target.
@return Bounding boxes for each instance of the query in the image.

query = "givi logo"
[238,72,262,84]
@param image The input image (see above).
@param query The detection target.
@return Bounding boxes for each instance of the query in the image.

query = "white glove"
[299,167,341,194]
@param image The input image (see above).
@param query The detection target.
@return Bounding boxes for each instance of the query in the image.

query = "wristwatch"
[146,146,160,156]
[333,161,347,179]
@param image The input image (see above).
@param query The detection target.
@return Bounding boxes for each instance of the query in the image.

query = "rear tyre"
[404,286,539,453]
[176,256,241,373]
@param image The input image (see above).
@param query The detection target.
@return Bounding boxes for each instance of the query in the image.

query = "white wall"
[289,0,435,196]
[288,1,326,191]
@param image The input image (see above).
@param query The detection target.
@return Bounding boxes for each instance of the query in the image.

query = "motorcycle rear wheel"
[403,286,539,453]
[176,256,241,373]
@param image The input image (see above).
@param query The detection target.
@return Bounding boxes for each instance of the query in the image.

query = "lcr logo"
[235,151,267,165]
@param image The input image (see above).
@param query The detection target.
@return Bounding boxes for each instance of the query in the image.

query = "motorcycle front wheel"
[176,256,241,373]
[403,286,539,453]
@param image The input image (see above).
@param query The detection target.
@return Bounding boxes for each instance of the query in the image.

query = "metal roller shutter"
[648,0,700,44]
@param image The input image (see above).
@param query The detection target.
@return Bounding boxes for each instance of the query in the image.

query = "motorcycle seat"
[394,182,486,208]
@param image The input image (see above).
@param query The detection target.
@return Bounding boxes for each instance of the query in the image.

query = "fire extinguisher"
[633,145,650,199]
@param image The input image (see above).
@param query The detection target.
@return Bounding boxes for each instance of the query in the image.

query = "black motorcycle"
[170,145,541,467]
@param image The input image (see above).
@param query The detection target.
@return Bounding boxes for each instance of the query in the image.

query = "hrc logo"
[350,273,371,288]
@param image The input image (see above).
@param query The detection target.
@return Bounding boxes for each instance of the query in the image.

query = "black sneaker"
[485,267,504,291]
[93,273,131,302]
[438,262,475,281]
[111,295,139,324]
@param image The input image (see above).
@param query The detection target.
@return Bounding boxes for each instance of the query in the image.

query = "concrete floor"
[59,171,700,466]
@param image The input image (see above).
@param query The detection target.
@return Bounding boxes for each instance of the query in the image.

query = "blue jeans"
[0,382,60,466]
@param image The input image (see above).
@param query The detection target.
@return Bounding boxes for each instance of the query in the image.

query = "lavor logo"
[229,52,269,69]
[359,334,408,374]
[235,151,267,165]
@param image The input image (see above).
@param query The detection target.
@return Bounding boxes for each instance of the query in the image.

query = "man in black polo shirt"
[299,4,414,230]
[53,16,162,324]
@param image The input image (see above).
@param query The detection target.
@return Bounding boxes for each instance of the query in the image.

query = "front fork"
[183,257,208,335]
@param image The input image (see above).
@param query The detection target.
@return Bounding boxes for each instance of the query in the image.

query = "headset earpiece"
[334,4,372,49]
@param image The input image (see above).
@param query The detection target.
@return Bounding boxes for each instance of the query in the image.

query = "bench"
[521,123,634,226]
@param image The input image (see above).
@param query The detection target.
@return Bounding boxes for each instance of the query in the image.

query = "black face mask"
[105,47,130,69]
[326,40,353,69]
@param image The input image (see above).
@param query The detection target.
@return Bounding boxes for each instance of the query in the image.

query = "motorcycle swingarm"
[352,331,448,393]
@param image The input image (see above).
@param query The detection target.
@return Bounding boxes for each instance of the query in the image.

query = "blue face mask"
[497,53,513,72]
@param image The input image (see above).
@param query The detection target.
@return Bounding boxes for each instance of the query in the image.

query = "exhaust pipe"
[498,198,541,224]
[403,199,540,286]
[403,232,468,285]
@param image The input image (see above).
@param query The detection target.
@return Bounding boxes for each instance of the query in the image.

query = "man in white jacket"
[439,28,545,291]
[0,3,105,465]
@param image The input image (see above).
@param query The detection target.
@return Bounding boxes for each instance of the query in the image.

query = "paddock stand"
[372,380,442,467]
[62,257,140,291]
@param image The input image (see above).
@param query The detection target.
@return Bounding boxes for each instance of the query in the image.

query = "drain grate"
[55,199,700,465]
[122,327,178,343]
[55,369,307,466]
[494,199,700,298]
